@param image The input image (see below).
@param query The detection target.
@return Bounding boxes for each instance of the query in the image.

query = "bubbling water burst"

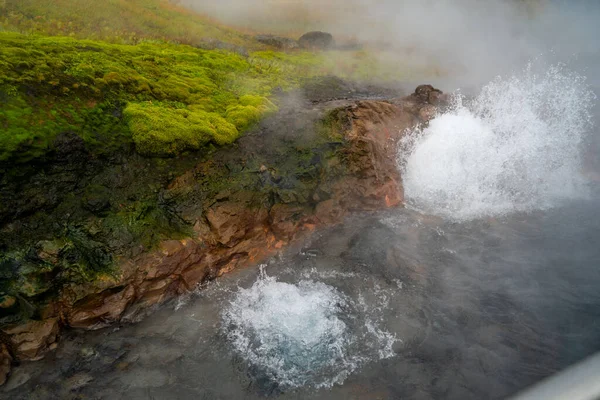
[222,267,396,389]
[399,64,596,220]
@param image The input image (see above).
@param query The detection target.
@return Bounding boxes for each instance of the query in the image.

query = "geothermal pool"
[3,66,599,399]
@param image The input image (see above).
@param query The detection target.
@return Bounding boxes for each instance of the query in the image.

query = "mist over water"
[4,2,600,398]
[399,64,596,220]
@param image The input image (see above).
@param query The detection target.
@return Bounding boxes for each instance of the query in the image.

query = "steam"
[399,64,596,220]
[181,0,600,88]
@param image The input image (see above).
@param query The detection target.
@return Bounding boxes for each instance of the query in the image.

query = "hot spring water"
[399,64,596,220]
[222,267,397,389]
[5,64,600,399]
[218,64,597,389]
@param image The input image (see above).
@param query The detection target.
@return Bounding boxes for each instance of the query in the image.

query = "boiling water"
[222,267,396,389]
[400,64,596,220]
[3,66,600,399]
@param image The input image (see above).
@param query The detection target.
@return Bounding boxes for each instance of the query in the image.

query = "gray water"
[3,195,600,399]
[3,65,600,399]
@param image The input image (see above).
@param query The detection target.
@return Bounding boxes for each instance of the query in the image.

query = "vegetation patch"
[0,0,415,326]
[0,0,256,48]
[0,33,326,161]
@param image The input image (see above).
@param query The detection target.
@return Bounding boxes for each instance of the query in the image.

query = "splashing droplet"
[399,64,596,220]
[222,267,396,389]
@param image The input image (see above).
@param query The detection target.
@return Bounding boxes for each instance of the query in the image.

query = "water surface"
[4,64,600,400]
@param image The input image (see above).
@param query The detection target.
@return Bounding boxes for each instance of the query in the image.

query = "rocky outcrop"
[3,318,59,361]
[0,331,15,386]
[0,85,446,381]
[255,34,299,50]
[298,31,335,50]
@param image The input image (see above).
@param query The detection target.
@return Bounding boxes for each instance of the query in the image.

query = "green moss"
[125,102,240,156]
[0,33,333,161]
[1,0,257,48]
[318,107,348,141]
[102,197,191,250]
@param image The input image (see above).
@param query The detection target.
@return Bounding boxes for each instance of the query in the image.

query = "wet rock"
[67,286,135,329]
[412,84,449,107]
[37,240,64,264]
[270,203,311,241]
[206,200,269,247]
[52,131,88,162]
[255,34,299,50]
[83,197,111,214]
[315,199,345,224]
[141,239,202,281]
[0,85,446,371]
[0,342,12,386]
[428,89,449,106]
[2,367,30,391]
[0,296,16,310]
[64,372,93,391]
[418,104,438,122]
[298,31,335,50]
[5,318,59,360]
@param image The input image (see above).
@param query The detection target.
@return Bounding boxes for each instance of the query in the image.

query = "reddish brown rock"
[140,239,203,281]
[1,85,446,371]
[5,318,59,360]
[418,104,438,122]
[0,345,12,386]
[67,286,135,329]
[330,100,412,211]
[315,199,345,224]
[270,203,311,241]
[206,199,269,247]
[0,331,14,386]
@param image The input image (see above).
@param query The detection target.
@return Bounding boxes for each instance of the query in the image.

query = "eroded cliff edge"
[0,83,447,383]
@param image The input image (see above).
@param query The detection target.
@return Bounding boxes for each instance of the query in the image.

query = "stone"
[2,368,30,391]
[418,104,438,122]
[67,286,135,329]
[37,240,64,264]
[84,197,110,214]
[5,318,59,360]
[0,343,12,386]
[269,203,310,241]
[206,201,268,247]
[64,372,93,391]
[413,84,437,102]
[141,239,202,281]
[0,296,16,309]
[255,34,299,50]
[315,199,345,224]
[298,31,335,50]
[0,85,447,374]
[428,89,449,106]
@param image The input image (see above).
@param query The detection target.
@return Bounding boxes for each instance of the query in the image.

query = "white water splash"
[222,267,396,389]
[399,64,596,220]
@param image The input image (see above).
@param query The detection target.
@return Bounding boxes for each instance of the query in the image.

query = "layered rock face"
[0,85,446,383]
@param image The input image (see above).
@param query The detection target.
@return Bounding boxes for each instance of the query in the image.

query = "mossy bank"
[0,0,436,370]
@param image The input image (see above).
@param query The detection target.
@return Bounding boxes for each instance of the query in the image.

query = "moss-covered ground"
[0,0,406,324]
[0,32,328,160]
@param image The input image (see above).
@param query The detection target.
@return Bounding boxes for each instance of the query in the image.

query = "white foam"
[222,267,396,389]
[399,64,596,220]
